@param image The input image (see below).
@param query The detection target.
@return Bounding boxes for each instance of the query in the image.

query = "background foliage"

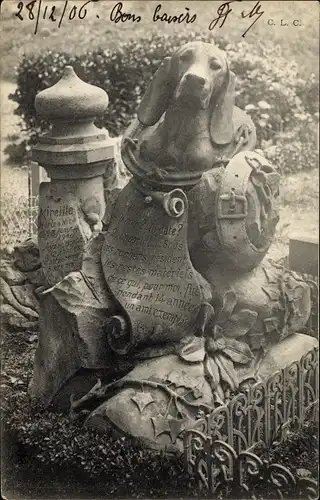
[7,32,319,174]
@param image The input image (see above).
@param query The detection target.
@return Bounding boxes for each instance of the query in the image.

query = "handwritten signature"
[209,0,265,37]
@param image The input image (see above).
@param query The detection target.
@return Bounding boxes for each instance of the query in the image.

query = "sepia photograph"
[0,1,319,499]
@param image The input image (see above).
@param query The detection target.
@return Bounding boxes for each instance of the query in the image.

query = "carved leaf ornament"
[177,291,258,395]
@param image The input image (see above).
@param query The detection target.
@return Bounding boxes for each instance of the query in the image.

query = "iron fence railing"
[184,347,319,499]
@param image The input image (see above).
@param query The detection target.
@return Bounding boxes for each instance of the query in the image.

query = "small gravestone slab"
[38,181,87,286]
[289,235,318,278]
[101,181,203,350]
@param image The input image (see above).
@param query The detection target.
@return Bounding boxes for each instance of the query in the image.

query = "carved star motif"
[151,415,171,439]
[131,392,155,413]
[151,414,196,443]
[167,417,187,443]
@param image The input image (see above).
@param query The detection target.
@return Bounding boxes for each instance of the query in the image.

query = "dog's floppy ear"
[210,68,235,145]
[137,57,176,127]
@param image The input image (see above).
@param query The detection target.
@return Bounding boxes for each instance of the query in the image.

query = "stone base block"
[256,333,318,380]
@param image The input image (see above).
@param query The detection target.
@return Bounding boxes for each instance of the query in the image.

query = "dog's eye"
[210,60,222,70]
[180,52,192,62]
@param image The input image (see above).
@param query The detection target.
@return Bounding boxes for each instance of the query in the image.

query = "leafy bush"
[8,32,318,172]
[264,121,319,175]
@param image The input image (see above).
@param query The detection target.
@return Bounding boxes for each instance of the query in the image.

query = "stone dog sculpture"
[139,41,256,173]
[123,41,256,186]
[29,42,317,455]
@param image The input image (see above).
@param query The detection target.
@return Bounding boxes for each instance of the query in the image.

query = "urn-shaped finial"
[32,66,114,179]
[35,66,109,121]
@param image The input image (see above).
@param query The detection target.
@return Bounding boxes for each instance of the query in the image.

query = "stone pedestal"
[29,68,116,406]
[32,66,114,287]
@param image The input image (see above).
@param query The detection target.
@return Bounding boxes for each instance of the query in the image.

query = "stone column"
[32,66,113,286]
[29,68,116,407]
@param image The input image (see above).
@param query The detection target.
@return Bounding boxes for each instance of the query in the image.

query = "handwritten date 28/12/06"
[15,0,99,34]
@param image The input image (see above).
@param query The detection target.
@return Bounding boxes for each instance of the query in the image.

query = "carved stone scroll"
[101,180,204,352]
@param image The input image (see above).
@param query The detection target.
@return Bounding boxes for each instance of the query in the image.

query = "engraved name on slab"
[38,182,86,286]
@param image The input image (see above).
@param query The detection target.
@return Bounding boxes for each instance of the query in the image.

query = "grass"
[268,169,319,260]
[0,79,31,248]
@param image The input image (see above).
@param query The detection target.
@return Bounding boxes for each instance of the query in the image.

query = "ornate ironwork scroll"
[184,347,319,498]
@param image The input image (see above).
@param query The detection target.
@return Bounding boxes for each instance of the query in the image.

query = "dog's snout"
[185,73,206,87]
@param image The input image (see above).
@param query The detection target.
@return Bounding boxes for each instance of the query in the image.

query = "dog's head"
[137,41,236,145]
